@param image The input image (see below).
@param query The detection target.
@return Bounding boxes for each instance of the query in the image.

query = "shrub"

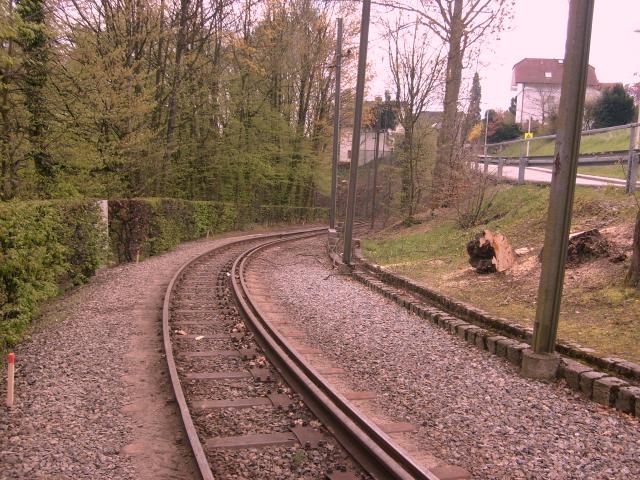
[108,198,327,262]
[1,197,326,350]
[0,200,105,350]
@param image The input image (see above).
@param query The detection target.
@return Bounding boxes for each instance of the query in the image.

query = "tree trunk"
[152,0,166,130]
[432,0,464,205]
[18,0,54,185]
[626,210,640,288]
[164,0,190,182]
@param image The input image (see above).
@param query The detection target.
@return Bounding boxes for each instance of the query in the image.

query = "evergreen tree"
[508,96,517,116]
[463,72,481,141]
[592,84,636,128]
[16,0,53,183]
[0,2,27,199]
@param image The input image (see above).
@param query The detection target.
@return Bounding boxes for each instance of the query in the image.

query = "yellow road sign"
[524,132,534,140]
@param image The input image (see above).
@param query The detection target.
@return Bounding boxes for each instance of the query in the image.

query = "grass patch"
[491,128,631,158]
[363,184,640,362]
[537,165,632,180]
[363,184,551,268]
[577,164,638,180]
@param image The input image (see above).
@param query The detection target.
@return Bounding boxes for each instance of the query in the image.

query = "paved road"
[487,165,639,188]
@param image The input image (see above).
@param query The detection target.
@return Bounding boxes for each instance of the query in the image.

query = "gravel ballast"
[259,237,640,480]
[0,232,277,480]
[170,242,370,480]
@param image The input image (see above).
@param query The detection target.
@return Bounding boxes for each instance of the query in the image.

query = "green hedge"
[0,200,105,350]
[108,198,326,262]
[1,198,326,350]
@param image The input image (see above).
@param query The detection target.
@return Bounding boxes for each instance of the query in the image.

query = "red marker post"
[6,352,15,408]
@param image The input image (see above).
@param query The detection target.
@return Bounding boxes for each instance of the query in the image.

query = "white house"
[512,58,604,125]
[338,128,396,166]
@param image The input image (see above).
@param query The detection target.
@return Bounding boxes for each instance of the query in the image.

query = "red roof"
[512,58,599,87]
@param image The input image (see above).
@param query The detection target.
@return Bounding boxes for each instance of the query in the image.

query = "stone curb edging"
[348,247,640,419]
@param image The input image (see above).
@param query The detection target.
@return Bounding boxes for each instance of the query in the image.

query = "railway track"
[162,227,437,480]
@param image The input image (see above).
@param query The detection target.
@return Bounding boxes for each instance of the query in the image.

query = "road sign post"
[522,0,595,380]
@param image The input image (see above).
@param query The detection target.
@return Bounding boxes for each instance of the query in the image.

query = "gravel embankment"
[0,234,260,480]
[262,237,640,480]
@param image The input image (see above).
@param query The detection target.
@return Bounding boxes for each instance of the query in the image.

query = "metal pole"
[343,0,371,264]
[627,124,637,194]
[526,117,531,157]
[629,152,638,194]
[636,101,640,149]
[364,131,370,217]
[483,110,489,159]
[371,128,380,228]
[518,141,526,185]
[329,18,343,230]
[531,0,595,355]
[519,84,525,125]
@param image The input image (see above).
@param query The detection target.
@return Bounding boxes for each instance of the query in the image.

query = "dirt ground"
[389,222,639,363]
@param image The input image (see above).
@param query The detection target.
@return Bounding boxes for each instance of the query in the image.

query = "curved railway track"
[162,227,437,480]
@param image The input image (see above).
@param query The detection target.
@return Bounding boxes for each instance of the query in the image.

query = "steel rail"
[231,234,439,480]
[162,226,326,480]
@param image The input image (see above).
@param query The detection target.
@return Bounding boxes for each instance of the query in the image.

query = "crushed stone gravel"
[260,237,640,480]
[0,233,268,480]
[171,242,370,480]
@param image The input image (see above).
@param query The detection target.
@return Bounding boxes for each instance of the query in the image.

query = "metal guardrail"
[478,122,640,193]
[484,122,640,148]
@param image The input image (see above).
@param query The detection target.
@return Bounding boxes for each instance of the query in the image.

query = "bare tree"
[528,84,558,126]
[394,0,513,205]
[385,15,444,217]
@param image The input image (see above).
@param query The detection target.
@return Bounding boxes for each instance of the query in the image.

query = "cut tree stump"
[539,229,614,266]
[467,230,515,274]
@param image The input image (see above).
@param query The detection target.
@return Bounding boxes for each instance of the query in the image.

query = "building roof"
[417,111,444,128]
[512,58,600,87]
[596,82,619,90]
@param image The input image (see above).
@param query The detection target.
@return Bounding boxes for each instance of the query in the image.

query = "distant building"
[416,111,444,129]
[339,128,395,166]
[512,58,604,124]
[339,100,403,166]
[337,103,444,166]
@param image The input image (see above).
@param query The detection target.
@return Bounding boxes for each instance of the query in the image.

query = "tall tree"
[0,0,27,199]
[508,95,516,116]
[385,16,444,217]
[462,71,481,141]
[407,0,512,204]
[16,0,53,187]
[2,0,349,205]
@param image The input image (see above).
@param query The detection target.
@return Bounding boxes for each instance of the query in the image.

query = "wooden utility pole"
[343,0,371,264]
[522,0,595,379]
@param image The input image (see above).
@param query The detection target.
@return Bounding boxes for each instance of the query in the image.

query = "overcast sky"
[367,0,640,112]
